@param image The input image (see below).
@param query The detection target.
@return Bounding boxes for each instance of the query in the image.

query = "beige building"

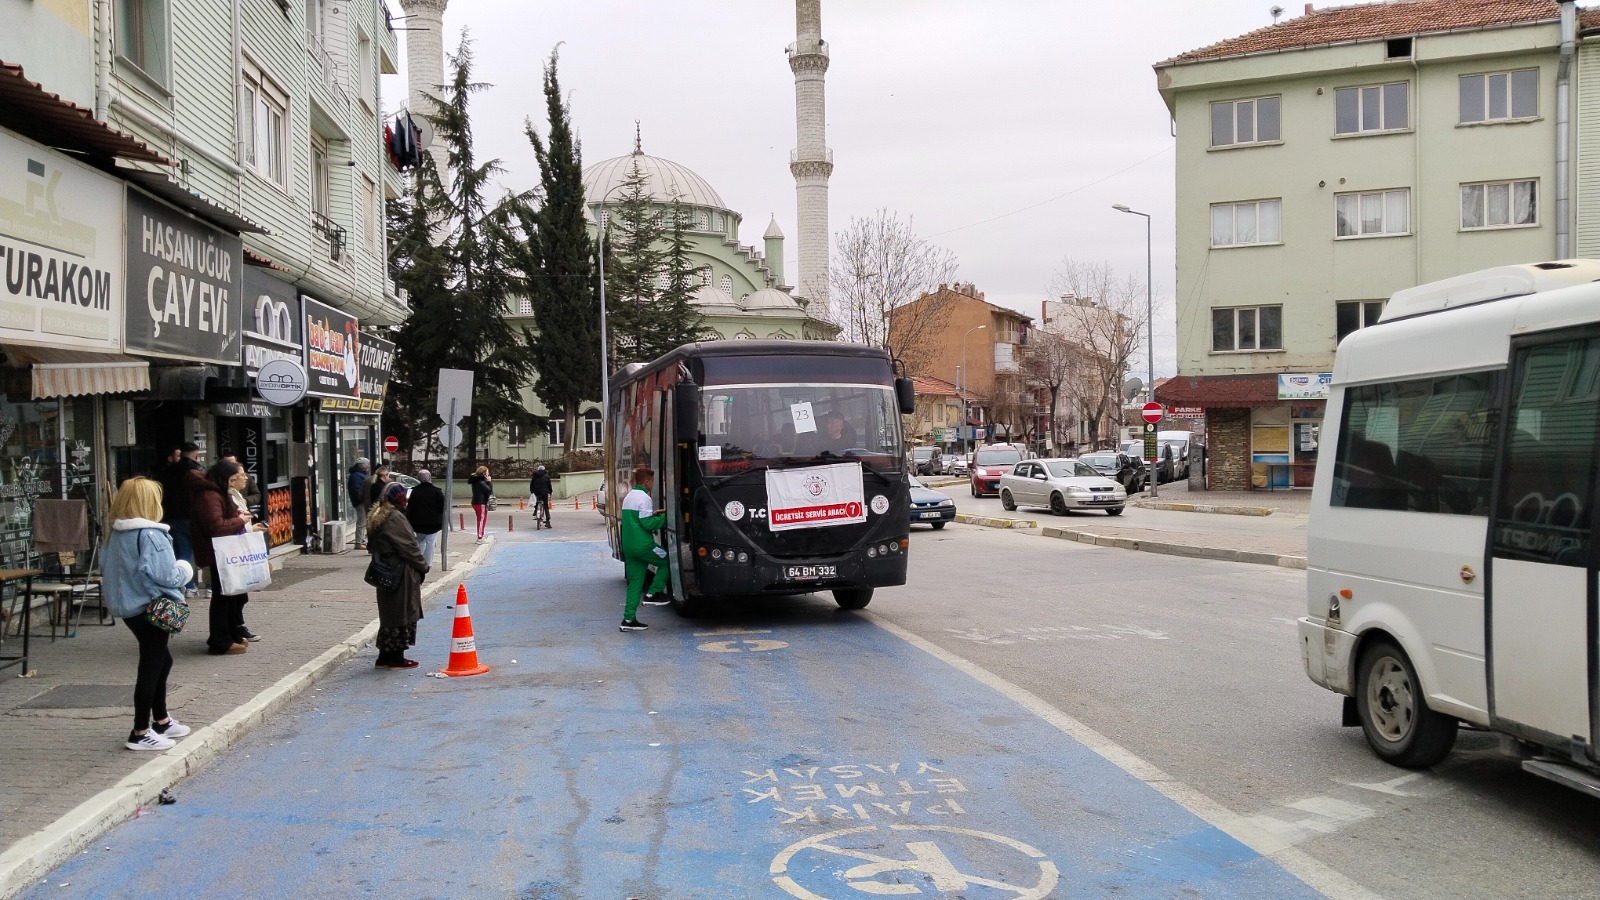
[1153,0,1596,489]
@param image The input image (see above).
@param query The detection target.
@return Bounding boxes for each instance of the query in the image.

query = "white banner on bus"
[766,462,866,532]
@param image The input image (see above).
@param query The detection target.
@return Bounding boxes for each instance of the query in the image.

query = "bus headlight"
[737,551,749,563]
[711,548,723,559]
[868,546,878,558]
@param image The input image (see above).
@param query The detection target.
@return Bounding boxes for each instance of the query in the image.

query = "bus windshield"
[700,382,902,472]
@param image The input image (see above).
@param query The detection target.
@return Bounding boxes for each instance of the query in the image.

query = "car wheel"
[930,521,946,530]
[1106,507,1124,516]
[833,588,873,610]
[1050,492,1068,516]
[1000,489,1016,511]
[1355,639,1457,767]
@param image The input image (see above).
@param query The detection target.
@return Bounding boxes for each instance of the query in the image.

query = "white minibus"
[1302,260,1600,798]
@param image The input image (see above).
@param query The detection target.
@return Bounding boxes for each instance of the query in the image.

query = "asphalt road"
[23,514,1600,898]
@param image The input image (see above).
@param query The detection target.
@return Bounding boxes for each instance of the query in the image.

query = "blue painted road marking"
[27,536,1323,898]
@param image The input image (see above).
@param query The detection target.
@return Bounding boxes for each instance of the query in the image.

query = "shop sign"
[123,189,242,364]
[301,294,359,399]
[1278,373,1332,400]
[241,268,303,376]
[321,332,395,416]
[0,130,124,352]
[255,357,307,406]
[212,400,275,418]
[1169,405,1204,419]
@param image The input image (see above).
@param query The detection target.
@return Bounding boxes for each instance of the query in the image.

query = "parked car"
[1078,450,1145,494]
[910,446,936,475]
[999,457,1127,515]
[907,474,956,529]
[945,453,969,476]
[1122,439,1177,485]
[970,444,1025,497]
[1162,440,1189,480]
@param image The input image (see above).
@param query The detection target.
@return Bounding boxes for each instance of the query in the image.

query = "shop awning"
[31,360,150,399]
[0,60,172,167]
[1153,373,1280,409]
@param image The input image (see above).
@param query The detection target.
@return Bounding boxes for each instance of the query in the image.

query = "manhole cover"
[19,684,141,709]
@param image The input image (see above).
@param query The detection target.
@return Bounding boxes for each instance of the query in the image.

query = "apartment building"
[1152,0,1595,490]
[0,0,404,561]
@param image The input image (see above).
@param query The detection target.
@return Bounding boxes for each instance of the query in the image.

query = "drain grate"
[18,684,140,709]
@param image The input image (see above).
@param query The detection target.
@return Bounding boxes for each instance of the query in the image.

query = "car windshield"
[975,449,1022,466]
[1081,453,1115,468]
[698,383,902,472]
[1047,461,1099,478]
[913,448,933,461]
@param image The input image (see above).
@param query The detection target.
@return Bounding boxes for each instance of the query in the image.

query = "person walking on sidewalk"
[368,482,428,669]
[405,469,445,571]
[103,477,195,751]
[361,463,391,528]
[347,458,371,549]
[619,465,670,632]
[468,465,493,542]
[529,464,552,528]
[192,460,267,654]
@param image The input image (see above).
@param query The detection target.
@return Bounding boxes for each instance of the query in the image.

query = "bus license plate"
[785,564,836,581]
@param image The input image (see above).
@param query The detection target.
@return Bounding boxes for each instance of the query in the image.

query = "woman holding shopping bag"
[368,482,428,669]
[192,460,267,655]
[104,476,195,751]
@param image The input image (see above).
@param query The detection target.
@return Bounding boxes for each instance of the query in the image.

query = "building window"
[700,267,713,286]
[583,410,603,446]
[720,275,733,294]
[1460,69,1537,124]
[1210,96,1281,147]
[1336,300,1385,343]
[242,62,288,186]
[1211,306,1282,352]
[516,298,533,316]
[1460,179,1537,230]
[698,210,710,230]
[547,411,566,447]
[505,423,526,447]
[311,133,330,217]
[357,30,375,110]
[1211,199,1281,247]
[1335,188,1409,238]
[1335,82,1408,135]
[116,0,170,84]
[360,176,378,253]
[1386,37,1413,60]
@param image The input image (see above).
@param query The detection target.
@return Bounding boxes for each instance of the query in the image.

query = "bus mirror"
[674,382,701,439]
[894,377,916,415]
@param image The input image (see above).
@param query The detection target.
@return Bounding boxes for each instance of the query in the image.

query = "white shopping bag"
[212,532,273,595]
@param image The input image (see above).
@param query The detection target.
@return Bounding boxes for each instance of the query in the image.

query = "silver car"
[998,457,1127,516]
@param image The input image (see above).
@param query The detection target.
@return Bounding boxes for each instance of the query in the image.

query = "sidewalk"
[0,535,491,895]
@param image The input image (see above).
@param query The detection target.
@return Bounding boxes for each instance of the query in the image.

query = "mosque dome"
[583,150,728,210]
[692,284,738,309]
[742,287,800,311]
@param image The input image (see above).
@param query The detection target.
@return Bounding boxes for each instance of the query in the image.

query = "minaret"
[398,0,448,183]
[789,0,832,311]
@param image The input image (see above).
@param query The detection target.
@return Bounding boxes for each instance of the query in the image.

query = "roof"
[910,375,958,396]
[742,287,800,311]
[583,149,727,210]
[1158,0,1595,67]
[123,171,267,234]
[1153,373,1280,408]
[0,60,172,167]
[763,217,784,239]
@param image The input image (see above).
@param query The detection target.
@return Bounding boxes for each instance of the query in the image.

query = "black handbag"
[363,552,402,592]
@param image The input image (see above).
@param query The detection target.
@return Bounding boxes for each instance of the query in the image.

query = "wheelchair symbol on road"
[771,823,1058,898]
[698,638,788,653]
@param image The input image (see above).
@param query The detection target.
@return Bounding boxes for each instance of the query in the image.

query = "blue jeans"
[165,519,197,589]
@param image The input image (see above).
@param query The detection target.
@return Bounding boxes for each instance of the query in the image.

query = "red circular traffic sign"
[1141,403,1164,424]
[383,435,399,453]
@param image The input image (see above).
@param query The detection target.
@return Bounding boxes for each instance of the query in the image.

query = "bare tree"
[1022,329,1079,451]
[1044,260,1148,444]
[829,210,958,362]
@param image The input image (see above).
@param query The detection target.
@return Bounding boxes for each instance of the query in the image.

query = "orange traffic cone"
[441,584,490,677]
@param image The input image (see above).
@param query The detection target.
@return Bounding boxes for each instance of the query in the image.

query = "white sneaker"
[126,732,176,751]
[153,717,191,739]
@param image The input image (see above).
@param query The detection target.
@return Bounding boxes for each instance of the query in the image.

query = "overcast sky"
[383,0,1348,378]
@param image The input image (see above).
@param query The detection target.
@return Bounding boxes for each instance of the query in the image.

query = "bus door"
[657,386,687,593]
[1489,330,1600,759]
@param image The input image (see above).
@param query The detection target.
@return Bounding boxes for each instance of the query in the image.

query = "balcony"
[785,40,830,59]
[789,147,834,165]
[306,31,351,111]
[994,342,1021,375]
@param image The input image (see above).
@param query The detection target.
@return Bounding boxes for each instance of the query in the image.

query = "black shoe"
[619,619,648,632]
[238,628,261,642]
[641,594,672,606]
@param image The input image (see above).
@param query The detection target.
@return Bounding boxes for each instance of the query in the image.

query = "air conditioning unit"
[320,521,347,553]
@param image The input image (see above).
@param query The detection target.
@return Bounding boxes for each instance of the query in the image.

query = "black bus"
[604,341,917,613]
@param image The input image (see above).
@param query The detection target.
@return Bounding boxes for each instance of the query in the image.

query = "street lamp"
[594,181,636,430]
[1113,203,1156,499]
[961,324,986,462]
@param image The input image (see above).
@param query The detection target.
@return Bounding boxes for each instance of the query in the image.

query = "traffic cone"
[440,584,490,677]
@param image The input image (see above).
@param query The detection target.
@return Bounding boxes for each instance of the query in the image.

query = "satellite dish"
[413,117,434,150]
[1122,378,1144,402]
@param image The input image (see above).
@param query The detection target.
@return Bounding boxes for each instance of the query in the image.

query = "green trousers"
[624,552,669,621]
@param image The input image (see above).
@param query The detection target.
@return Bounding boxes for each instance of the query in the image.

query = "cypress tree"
[602,154,664,368]
[648,196,704,357]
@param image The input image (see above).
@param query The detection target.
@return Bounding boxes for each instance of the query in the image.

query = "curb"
[0,540,495,899]
[1039,526,1306,570]
[954,513,1037,530]
[1130,501,1274,517]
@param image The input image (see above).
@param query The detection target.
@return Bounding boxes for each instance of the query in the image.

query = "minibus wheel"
[833,588,873,610]
[1356,639,1457,767]
[672,593,705,618]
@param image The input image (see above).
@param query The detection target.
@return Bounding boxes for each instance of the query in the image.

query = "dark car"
[1079,450,1145,493]
[970,444,1025,497]
[907,474,956,529]
[911,446,944,476]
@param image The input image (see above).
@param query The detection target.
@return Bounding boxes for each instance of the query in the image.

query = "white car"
[998,457,1126,516]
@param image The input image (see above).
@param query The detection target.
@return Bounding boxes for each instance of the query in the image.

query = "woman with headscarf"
[192,459,268,654]
[368,481,428,669]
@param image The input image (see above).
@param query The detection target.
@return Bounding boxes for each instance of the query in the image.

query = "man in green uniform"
[619,465,670,632]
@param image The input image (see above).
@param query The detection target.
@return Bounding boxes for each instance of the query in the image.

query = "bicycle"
[532,495,552,530]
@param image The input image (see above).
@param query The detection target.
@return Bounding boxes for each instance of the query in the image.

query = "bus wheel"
[672,593,705,618]
[1356,640,1457,768]
[833,588,873,610]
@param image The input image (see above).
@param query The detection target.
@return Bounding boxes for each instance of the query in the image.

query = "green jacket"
[620,485,666,559]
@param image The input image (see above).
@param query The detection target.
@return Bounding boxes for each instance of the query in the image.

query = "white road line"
[870,617,1381,900]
